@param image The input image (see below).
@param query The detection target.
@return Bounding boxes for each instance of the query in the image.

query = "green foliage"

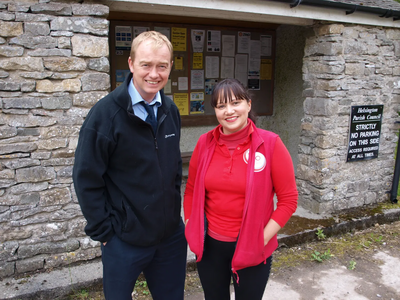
[315,228,326,240]
[135,279,150,295]
[348,260,357,270]
[311,249,333,262]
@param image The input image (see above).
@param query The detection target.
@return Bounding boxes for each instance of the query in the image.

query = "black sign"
[347,105,383,162]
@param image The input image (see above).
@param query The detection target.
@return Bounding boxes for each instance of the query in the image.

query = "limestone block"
[72,4,109,17]
[0,45,24,57]
[19,71,53,79]
[31,151,51,160]
[386,29,400,40]
[58,36,71,49]
[80,237,100,250]
[73,91,107,107]
[88,57,110,72]
[40,125,80,139]
[16,256,44,273]
[81,73,110,91]
[304,98,338,116]
[41,96,73,110]
[43,57,86,71]
[0,21,23,37]
[29,48,71,57]
[0,227,32,241]
[41,157,74,166]
[345,63,365,76]
[0,57,44,71]
[3,97,41,109]
[316,24,344,36]
[3,158,41,170]
[0,80,20,91]
[0,179,16,188]
[40,187,72,206]
[24,22,50,36]
[8,2,30,13]
[51,17,109,36]
[51,72,79,79]
[15,12,54,22]
[0,261,15,277]
[15,166,55,183]
[9,34,58,49]
[20,192,40,205]
[37,138,68,150]
[0,12,16,21]
[0,241,18,261]
[344,40,368,55]
[45,248,100,269]
[57,166,73,177]
[21,81,36,92]
[30,3,72,16]
[10,182,49,195]
[36,79,81,93]
[0,142,37,155]
[305,41,343,56]
[0,126,18,139]
[17,128,40,136]
[71,34,109,57]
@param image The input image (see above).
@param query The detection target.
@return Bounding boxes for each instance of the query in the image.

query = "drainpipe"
[389,121,400,204]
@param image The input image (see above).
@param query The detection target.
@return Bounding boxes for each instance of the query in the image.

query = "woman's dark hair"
[211,78,257,123]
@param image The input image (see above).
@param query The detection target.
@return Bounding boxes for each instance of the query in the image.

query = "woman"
[184,79,298,300]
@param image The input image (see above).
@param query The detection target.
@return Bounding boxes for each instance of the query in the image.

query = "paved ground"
[1,205,400,300]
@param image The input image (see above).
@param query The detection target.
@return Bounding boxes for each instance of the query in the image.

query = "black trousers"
[197,234,272,300]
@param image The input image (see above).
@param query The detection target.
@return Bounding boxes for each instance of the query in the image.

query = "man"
[73,31,186,300]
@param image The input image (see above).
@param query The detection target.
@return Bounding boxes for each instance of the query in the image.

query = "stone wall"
[0,1,110,278]
[298,23,400,213]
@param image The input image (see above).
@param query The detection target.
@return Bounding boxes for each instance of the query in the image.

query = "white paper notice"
[178,77,188,91]
[222,35,235,57]
[261,35,272,57]
[207,30,221,52]
[206,56,220,78]
[155,27,171,40]
[238,31,251,53]
[133,27,149,38]
[191,70,205,90]
[235,54,248,87]
[191,30,205,52]
[164,79,172,94]
[249,40,261,75]
[221,57,234,79]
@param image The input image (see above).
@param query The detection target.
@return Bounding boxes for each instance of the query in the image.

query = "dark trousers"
[101,219,187,300]
[197,234,272,300]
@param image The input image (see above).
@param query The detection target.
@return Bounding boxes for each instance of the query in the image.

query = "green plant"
[348,260,357,270]
[311,249,333,262]
[315,228,326,240]
[135,279,150,295]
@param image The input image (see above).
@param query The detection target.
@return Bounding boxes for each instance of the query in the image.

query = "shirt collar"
[128,79,162,107]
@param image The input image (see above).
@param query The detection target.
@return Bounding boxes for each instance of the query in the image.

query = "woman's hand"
[263,219,281,246]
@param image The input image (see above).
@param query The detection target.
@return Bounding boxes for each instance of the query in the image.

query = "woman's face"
[214,94,251,135]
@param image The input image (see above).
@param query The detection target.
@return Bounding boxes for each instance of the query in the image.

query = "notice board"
[109,20,276,126]
[347,105,383,162]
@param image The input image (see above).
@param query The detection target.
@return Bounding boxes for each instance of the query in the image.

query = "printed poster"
[191,30,205,52]
[207,30,221,52]
[193,53,203,69]
[174,93,189,116]
[115,26,132,50]
[172,27,187,51]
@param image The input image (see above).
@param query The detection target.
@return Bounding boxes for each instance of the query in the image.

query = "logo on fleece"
[243,149,266,172]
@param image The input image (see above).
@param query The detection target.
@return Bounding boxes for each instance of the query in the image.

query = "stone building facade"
[0,1,109,278]
[0,0,399,279]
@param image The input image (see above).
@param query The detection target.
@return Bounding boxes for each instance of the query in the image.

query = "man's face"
[128,40,172,103]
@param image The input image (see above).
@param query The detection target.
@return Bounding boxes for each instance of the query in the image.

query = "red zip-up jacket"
[184,120,298,276]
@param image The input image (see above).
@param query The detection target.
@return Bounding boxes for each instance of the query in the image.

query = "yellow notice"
[172,27,187,52]
[174,93,189,116]
[260,59,272,80]
[175,56,184,70]
[193,53,203,69]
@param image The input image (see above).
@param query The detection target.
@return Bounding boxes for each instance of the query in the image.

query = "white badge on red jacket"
[243,149,266,172]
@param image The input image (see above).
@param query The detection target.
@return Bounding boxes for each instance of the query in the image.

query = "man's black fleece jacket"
[73,74,182,247]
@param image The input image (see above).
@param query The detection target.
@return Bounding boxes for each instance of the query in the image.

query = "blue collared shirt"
[128,79,161,121]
